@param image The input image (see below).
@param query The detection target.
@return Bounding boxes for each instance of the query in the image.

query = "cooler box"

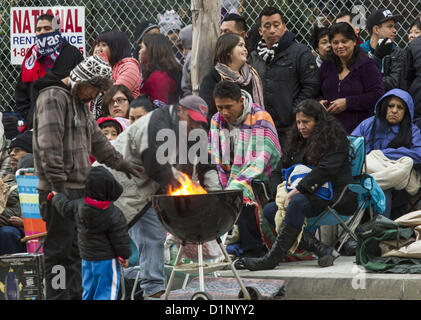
[0,253,45,300]
[16,170,46,253]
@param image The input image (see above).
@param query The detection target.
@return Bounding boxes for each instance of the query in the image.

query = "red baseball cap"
[179,95,208,124]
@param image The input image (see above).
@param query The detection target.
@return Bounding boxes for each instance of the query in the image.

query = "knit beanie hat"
[69,54,112,89]
[134,21,159,44]
[97,117,123,134]
[2,114,20,140]
[9,130,33,153]
[158,10,183,36]
[178,24,192,50]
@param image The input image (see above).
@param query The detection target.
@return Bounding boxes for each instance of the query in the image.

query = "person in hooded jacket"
[352,89,421,219]
[51,166,131,300]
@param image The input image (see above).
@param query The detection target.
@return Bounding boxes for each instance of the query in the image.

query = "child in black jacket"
[52,166,131,300]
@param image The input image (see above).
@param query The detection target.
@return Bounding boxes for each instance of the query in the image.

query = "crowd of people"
[0,4,420,300]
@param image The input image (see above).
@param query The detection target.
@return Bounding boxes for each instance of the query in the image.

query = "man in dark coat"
[360,8,405,92]
[250,6,320,146]
[14,14,83,129]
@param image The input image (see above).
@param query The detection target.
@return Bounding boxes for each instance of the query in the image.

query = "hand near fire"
[118,160,144,179]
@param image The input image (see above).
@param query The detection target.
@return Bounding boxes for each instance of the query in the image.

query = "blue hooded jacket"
[352,89,421,164]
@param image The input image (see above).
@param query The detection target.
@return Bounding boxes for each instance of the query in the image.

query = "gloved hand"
[373,38,394,60]
[118,160,144,179]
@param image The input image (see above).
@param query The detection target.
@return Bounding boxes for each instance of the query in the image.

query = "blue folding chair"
[305,136,386,252]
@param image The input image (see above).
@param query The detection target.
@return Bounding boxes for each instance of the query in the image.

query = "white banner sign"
[10,6,86,65]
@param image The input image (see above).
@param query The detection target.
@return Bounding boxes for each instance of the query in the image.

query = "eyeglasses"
[110,98,128,106]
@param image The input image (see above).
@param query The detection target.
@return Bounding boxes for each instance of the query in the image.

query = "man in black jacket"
[251,6,320,146]
[360,8,405,93]
[14,14,83,129]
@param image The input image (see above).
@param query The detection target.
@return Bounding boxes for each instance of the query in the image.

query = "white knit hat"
[158,10,183,36]
[69,55,112,88]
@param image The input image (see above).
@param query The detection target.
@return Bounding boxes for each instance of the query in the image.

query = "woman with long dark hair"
[199,32,264,121]
[94,30,141,98]
[138,33,182,105]
[235,99,358,271]
[319,22,384,133]
[352,89,421,218]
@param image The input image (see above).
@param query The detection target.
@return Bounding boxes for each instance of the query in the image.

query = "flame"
[168,173,207,196]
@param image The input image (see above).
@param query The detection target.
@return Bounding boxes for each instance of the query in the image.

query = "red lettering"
[31,10,40,31]
[74,10,82,32]
[65,9,74,32]
[45,9,53,16]
[12,10,21,33]
[22,10,31,33]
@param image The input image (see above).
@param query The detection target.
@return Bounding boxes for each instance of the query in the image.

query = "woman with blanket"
[352,89,421,219]
[209,81,281,258]
[236,99,358,271]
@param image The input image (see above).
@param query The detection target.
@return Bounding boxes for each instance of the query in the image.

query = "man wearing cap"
[132,20,160,60]
[361,8,406,92]
[96,95,220,299]
[33,54,141,300]
[209,80,281,258]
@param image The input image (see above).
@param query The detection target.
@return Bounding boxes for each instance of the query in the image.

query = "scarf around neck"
[215,62,264,107]
[257,30,295,64]
[22,30,64,83]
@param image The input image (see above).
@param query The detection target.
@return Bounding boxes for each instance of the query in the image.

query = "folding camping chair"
[252,136,385,253]
[304,136,385,252]
[15,168,47,253]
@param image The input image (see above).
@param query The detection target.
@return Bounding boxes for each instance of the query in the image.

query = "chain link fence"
[0,0,420,113]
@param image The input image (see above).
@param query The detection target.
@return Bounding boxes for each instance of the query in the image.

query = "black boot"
[298,231,340,267]
[234,224,300,271]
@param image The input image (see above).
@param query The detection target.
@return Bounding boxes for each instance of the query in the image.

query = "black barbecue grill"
[153,190,261,300]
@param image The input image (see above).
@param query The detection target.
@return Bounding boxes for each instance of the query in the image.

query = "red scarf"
[21,45,47,83]
[21,43,62,83]
[84,196,111,210]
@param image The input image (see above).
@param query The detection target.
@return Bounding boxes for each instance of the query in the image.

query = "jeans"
[284,194,313,230]
[128,207,166,297]
[0,226,26,255]
[39,189,84,300]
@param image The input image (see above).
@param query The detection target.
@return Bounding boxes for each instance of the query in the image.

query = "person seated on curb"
[235,99,357,271]
[208,80,281,258]
[352,89,421,219]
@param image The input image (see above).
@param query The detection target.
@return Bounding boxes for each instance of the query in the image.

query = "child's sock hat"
[86,166,123,201]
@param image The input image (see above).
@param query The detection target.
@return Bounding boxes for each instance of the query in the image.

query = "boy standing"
[51,166,131,300]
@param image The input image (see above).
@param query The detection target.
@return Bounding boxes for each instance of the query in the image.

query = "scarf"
[22,30,64,83]
[257,31,295,64]
[214,62,264,107]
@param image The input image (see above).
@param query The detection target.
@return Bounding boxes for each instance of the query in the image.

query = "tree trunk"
[190,0,220,96]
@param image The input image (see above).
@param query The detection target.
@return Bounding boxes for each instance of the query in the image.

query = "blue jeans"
[0,226,26,255]
[128,207,166,297]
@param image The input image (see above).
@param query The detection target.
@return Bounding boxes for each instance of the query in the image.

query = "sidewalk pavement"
[215,256,421,300]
